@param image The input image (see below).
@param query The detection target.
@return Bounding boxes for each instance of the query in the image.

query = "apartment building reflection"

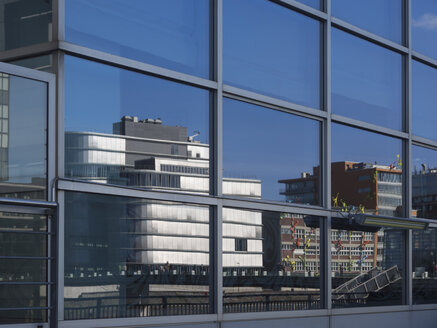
[279,161,403,276]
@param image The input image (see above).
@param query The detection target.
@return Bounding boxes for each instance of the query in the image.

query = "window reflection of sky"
[65,0,209,78]
[65,56,209,144]
[332,123,402,166]
[332,28,402,131]
[224,0,320,109]
[332,0,402,43]
[223,98,320,202]
[412,60,437,141]
[412,0,437,60]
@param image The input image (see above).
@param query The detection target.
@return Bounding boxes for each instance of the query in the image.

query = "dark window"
[235,238,247,252]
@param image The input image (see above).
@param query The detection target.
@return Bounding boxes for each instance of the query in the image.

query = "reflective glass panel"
[412,145,437,304]
[332,124,403,217]
[223,98,321,205]
[0,0,52,51]
[0,211,49,324]
[331,221,404,307]
[64,192,211,319]
[332,29,402,130]
[223,209,321,313]
[412,60,437,141]
[9,55,53,73]
[65,0,210,78]
[65,56,209,194]
[0,285,47,324]
[0,73,47,200]
[412,0,437,60]
[297,0,321,10]
[224,0,321,109]
[332,0,402,43]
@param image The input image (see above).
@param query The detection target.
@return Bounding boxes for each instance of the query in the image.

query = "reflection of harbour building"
[279,161,404,274]
[280,214,320,273]
[65,116,263,270]
[412,167,437,277]
[413,166,437,219]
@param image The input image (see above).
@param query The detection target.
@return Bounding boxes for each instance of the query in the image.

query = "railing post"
[162,296,167,316]
[96,298,101,319]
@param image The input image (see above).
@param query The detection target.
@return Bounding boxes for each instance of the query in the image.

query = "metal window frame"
[2,0,437,326]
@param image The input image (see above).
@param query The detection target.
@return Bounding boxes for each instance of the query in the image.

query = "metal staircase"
[332,266,402,300]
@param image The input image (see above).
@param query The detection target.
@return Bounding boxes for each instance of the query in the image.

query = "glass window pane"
[223,98,321,205]
[331,221,404,307]
[0,309,47,325]
[65,0,210,78]
[412,60,437,141]
[224,0,321,109]
[223,209,321,313]
[0,73,47,200]
[297,0,321,10]
[9,55,53,73]
[332,29,402,130]
[332,124,403,217]
[0,0,52,51]
[412,0,437,60]
[0,233,46,257]
[65,56,209,194]
[412,145,437,304]
[0,285,47,309]
[64,192,211,319]
[0,258,47,282]
[332,0,402,43]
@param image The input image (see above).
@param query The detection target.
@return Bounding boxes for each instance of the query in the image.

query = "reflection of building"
[0,73,9,181]
[279,161,404,274]
[412,167,437,277]
[279,167,319,205]
[413,166,437,219]
[331,162,402,217]
[65,116,263,269]
[280,214,320,273]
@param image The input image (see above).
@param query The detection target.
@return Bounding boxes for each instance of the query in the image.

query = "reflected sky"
[224,0,321,109]
[332,123,402,168]
[65,0,209,78]
[332,28,402,130]
[223,98,320,203]
[297,0,321,10]
[412,60,437,141]
[65,56,209,143]
[412,0,437,60]
[332,0,402,43]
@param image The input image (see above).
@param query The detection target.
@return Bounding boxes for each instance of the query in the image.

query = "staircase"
[332,266,402,300]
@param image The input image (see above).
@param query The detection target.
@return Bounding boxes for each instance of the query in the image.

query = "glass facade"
[223,98,321,205]
[0,0,52,51]
[65,0,210,78]
[331,28,403,130]
[0,73,47,201]
[1,0,437,327]
[332,0,402,43]
[224,0,321,109]
[64,192,211,319]
[223,210,321,312]
[332,124,403,217]
[412,60,437,141]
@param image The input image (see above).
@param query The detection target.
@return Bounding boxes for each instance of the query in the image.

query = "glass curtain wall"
[3,0,437,325]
